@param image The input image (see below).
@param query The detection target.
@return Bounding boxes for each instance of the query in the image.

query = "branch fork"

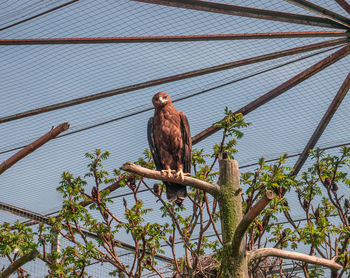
[121,160,343,273]
[232,190,276,251]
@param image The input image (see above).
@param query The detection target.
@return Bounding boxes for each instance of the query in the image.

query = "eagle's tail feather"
[165,182,187,207]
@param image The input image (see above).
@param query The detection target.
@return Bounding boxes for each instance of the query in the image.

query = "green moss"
[218,159,248,278]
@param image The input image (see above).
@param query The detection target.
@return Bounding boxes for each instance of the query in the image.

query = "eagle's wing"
[147,117,162,170]
[148,113,191,207]
[180,112,192,174]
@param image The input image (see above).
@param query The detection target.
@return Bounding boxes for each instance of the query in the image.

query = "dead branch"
[232,190,276,250]
[0,122,70,175]
[78,180,121,207]
[120,162,220,197]
[0,249,39,278]
[247,248,342,271]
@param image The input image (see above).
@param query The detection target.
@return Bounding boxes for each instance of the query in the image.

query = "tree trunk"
[218,159,248,278]
[121,161,343,276]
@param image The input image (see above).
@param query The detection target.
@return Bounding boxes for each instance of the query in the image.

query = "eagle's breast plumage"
[154,108,183,164]
[147,91,192,206]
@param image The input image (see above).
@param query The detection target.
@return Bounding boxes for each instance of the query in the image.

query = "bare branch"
[232,191,276,250]
[204,195,223,245]
[0,122,70,175]
[0,249,39,278]
[247,248,342,270]
[120,162,220,196]
[78,180,121,207]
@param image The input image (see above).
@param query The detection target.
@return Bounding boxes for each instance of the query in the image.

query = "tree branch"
[120,162,220,197]
[0,122,70,175]
[232,190,276,250]
[247,248,342,270]
[0,249,39,278]
[78,180,121,207]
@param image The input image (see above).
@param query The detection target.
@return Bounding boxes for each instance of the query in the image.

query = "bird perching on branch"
[147,92,192,206]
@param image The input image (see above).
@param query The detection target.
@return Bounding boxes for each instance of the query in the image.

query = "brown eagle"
[147,92,192,206]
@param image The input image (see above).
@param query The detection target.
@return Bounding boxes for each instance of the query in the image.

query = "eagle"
[147,92,192,206]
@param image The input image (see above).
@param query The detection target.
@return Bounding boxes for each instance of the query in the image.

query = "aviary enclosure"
[1,0,350,276]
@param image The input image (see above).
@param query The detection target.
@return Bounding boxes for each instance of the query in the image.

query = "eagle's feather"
[147,92,192,206]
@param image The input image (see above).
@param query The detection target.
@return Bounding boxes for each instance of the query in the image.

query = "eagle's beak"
[158,97,167,105]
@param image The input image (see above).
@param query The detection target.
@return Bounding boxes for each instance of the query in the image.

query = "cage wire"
[1,0,350,276]
[0,43,344,155]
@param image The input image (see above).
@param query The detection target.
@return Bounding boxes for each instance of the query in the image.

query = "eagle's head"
[152,91,172,109]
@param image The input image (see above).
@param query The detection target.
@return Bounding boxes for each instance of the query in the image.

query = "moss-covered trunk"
[218,159,248,278]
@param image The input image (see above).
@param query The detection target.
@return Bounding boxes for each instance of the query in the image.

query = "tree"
[0,111,349,277]
[121,111,346,277]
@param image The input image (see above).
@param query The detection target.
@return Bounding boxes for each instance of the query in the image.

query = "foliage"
[0,222,38,277]
[212,109,251,160]
[240,147,350,277]
[1,108,349,277]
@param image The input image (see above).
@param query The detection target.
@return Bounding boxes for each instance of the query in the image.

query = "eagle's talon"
[175,170,185,182]
[161,169,173,177]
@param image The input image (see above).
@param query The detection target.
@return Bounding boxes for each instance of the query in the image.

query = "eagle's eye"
[155,97,159,101]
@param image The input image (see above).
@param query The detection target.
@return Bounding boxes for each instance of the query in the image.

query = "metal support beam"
[0,0,80,32]
[0,45,340,157]
[0,31,349,45]
[192,44,350,145]
[51,234,61,261]
[0,202,51,224]
[0,201,173,263]
[335,0,350,15]
[0,38,347,124]
[284,0,350,28]
[293,71,350,174]
[133,0,347,29]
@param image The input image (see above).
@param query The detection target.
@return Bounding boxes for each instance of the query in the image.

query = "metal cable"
[0,45,341,155]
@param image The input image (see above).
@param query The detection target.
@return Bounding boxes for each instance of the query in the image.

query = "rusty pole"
[284,0,350,28]
[0,0,80,32]
[0,38,347,124]
[133,0,347,29]
[192,45,350,145]
[293,71,350,174]
[335,0,350,15]
[0,31,349,45]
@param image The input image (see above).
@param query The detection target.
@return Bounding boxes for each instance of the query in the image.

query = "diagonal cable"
[283,0,350,28]
[0,38,347,124]
[0,0,80,32]
[133,0,347,29]
[0,45,342,155]
[293,71,350,174]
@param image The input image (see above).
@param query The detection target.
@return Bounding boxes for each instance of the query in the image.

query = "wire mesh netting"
[1,0,350,276]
